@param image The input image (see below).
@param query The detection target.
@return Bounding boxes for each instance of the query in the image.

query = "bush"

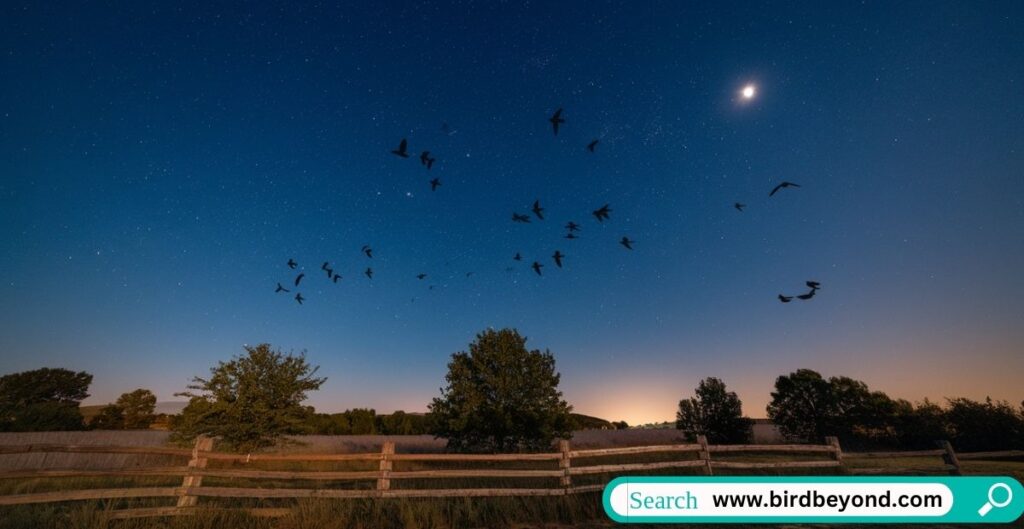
[945,397,1024,452]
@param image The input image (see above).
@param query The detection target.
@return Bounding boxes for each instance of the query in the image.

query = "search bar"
[602,476,1024,524]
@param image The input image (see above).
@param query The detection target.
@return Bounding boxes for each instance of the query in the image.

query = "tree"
[0,368,92,431]
[91,404,125,429]
[945,397,1024,452]
[429,328,573,452]
[114,389,157,429]
[676,377,753,444]
[766,369,896,445]
[171,344,326,450]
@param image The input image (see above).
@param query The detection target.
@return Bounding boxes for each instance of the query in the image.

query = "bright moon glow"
[742,85,756,99]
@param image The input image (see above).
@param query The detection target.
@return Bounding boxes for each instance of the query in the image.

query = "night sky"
[2,2,1022,424]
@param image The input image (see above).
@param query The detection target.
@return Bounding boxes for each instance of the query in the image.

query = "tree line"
[2,329,1021,454]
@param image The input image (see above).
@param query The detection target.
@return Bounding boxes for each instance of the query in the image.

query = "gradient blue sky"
[2,1,1022,424]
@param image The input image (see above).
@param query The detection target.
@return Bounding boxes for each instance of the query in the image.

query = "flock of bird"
[275,107,818,305]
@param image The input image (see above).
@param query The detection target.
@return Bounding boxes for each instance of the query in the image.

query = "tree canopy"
[171,344,325,450]
[0,367,92,431]
[676,377,753,443]
[429,328,573,452]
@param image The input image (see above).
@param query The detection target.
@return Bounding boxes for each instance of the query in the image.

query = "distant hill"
[569,413,614,430]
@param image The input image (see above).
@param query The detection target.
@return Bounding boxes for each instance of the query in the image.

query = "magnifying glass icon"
[978,483,1012,517]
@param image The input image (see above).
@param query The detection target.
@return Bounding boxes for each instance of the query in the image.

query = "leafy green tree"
[345,408,378,434]
[891,399,948,449]
[676,377,753,443]
[429,328,573,452]
[171,344,326,450]
[613,421,630,430]
[0,368,92,431]
[116,389,157,429]
[945,397,1024,452]
[91,404,125,429]
[767,369,896,444]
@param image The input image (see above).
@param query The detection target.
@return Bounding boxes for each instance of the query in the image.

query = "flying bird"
[549,108,564,135]
[620,236,634,250]
[778,294,793,303]
[275,283,290,293]
[565,221,581,232]
[769,181,802,197]
[322,262,333,277]
[287,258,297,269]
[592,204,612,222]
[806,281,821,290]
[587,139,599,152]
[294,273,305,286]
[391,138,409,158]
[796,289,816,300]
[565,233,578,240]
[295,293,305,304]
[531,200,545,220]
[734,203,746,212]
[532,261,544,275]
[332,273,341,283]
[365,267,373,279]
[362,245,373,258]
[512,213,532,223]
[419,151,435,169]
[552,250,564,268]
[430,177,441,191]
[416,273,427,280]
[513,252,522,261]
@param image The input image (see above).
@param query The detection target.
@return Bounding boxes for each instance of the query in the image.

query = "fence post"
[177,435,213,508]
[377,441,395,492]
[937,440,961,476]
[696,435,713,475]
[559,439,572,489]
[825,436,843,469]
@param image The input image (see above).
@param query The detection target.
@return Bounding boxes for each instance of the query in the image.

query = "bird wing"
[769,183,783,196]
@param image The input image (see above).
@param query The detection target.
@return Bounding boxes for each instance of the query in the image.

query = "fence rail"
[0,436,1018,518]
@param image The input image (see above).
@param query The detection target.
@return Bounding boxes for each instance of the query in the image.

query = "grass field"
[1,447,1021,529]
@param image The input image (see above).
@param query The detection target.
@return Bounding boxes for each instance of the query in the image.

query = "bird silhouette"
[362,245,373,258]
[620,236,634,250]
[513,252,522,261]
[552,250,564,268]
[295,293,305,304]
[797,289,816,300]
[532,261,544,275]
[365,267,373,279]
[287,258,297,269]
[465,272,474,277]
[592,204,612,222]
[430,177,441,191]
[419,151,435,169]
[324,267,333,278]
[275,283,290,293]
[565,233,578,240]
[391,138,409,158]
[294,273,305,286]
[565,221,581,232]
[417,273,427,280]
[332,273,341,283]
[531,200,545,220]
[512,213,532,223]
[806,281,821,290]
[321,261,330,271]
[587,139,599,152]
[321,262,333,277]
[549,108,564,135]
[769,181,802,197]
[734,203,746,212]
[778,294,793,303]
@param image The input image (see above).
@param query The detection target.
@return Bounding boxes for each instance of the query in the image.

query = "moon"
[741,84,756,100]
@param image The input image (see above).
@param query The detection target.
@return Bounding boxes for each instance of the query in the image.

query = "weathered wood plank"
[569,444,701,458]
[0,468,189,479]
[388,453,561,461]
[109,507,292,519]
[389,469,562,479]
[0,444,192,456]
[708,444,836,453]
[710,460,840,469]
[0,487,181,505]
[569,460,705,475]
[957,450,1024,460]
[844,449,946,458]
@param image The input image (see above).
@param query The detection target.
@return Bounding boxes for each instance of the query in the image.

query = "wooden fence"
[0,437,1020,519]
